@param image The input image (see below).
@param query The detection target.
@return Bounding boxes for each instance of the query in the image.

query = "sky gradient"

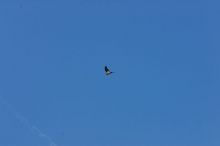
[0,0,219,146]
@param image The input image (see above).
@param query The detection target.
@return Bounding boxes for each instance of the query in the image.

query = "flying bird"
[105,66,114,75]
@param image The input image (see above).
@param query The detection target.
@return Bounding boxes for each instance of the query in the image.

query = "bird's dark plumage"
[104,66,113,75]
[105,66,110,72]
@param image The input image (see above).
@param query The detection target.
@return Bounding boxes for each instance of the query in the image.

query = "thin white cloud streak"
[0,96,58,146]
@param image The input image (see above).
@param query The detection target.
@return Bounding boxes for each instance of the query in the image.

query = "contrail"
[0,96,58,146]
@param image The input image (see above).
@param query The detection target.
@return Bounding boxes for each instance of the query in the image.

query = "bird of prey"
[105,66,114,75]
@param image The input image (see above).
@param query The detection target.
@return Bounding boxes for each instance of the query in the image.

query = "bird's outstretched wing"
[105,66,110,72]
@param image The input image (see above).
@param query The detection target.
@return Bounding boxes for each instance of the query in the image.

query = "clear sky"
[0,0,219,146]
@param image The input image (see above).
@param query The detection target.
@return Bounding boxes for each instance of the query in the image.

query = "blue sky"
[0,0,219,146]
